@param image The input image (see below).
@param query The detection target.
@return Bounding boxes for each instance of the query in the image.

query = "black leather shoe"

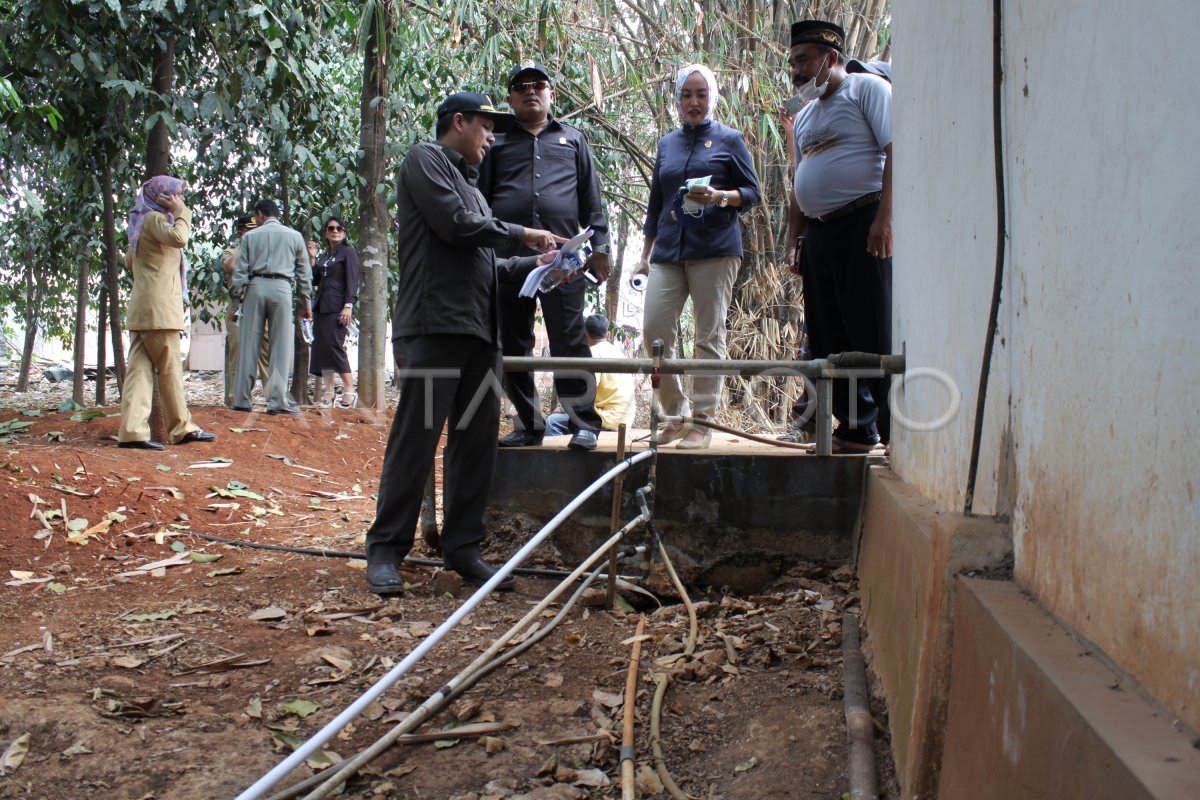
[445,556,516,592]
[267,406,301,416]
[230,406,252,412]
[498,429,543,447]
[568,429,598,451]
[118,440,165,451]
[365,563,405,596]
[177,429,216,444]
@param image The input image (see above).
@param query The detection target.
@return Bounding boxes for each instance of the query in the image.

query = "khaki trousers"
[118,329,199,444]
[641,255,740,420]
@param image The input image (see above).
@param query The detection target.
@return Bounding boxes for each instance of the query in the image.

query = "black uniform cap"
[790,20,846,51]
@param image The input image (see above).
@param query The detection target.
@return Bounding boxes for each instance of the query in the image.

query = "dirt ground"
[0,373,895,800]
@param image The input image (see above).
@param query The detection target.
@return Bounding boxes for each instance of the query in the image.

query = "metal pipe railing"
[502,352,905,378]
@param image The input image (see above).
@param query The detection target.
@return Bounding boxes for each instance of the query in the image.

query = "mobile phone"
[785,95,805,115]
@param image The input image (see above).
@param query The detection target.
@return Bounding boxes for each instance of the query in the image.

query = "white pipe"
[301,518,647,800]
[235,448,654,800]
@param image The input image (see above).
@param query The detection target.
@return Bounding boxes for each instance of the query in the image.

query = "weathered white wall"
[891,0,1200,729]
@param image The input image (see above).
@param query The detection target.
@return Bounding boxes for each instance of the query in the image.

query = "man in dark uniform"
[364,92,563,596]
[787,20,893,451]
[479,62,610,452]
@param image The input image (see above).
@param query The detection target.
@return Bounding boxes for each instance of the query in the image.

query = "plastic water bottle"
[300,317,314,344]
[630,273,648,292]
[538,250,584,294]
[347,322,359,338]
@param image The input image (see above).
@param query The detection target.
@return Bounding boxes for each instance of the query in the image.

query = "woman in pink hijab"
[116,175,216,450]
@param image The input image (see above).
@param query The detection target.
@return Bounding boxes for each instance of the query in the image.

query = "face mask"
[795,57,830,102]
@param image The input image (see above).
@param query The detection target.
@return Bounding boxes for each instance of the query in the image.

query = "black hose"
[964,0,1008,517]
[186,531,640,580]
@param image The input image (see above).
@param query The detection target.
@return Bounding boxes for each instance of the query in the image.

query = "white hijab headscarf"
[674,63,719,126]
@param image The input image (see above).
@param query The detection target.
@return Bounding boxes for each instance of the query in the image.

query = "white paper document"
[519,227,594,298]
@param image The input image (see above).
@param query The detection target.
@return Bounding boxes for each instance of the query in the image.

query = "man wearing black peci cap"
[362,92,565,597]
[478,62,610,452]
[786,20,893,452]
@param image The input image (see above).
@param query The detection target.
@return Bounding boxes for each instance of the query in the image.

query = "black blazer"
[312,242,361,313]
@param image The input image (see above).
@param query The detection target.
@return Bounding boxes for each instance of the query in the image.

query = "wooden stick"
[607,424,628,609]
[620,614,647,800]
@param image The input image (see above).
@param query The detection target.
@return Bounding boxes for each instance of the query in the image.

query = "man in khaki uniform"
[117,176,216,450]
[230,199,313,414]
[221,214,269,406]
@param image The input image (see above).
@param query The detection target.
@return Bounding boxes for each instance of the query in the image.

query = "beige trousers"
[118,330,199,444]
[641,255,740,420]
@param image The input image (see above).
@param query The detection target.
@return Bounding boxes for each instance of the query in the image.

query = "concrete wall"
[857,469,1012,797]
[490,448,867,592]
[892,1,1200,730]
[939,578,1200,800]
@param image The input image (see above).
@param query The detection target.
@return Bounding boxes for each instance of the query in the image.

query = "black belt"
[251,274,290,281]
[810,192,882,223]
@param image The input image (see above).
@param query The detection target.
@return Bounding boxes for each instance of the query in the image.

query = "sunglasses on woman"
[326,225,345,232]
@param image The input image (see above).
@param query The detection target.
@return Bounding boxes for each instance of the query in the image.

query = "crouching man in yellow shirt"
[544,314,636,436]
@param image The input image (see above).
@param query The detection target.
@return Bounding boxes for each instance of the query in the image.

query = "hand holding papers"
[520,227,594,298]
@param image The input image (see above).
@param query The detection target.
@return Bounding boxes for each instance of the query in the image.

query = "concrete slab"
[857,467,1012,798]
[489,429,869,593]
[939,578,1200,800]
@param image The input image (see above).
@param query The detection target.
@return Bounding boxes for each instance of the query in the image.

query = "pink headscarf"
[129,175,189,301]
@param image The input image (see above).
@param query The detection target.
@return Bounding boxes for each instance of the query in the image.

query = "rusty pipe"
[842,613,878,800]
[621,615,648,800]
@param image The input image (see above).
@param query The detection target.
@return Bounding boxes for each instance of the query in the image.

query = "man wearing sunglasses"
[479,62,610,452]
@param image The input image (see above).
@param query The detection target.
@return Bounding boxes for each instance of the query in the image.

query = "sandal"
[336,392,357,409]
[676,428,713,450]
[657,423,686,444]
[316,395,335,409]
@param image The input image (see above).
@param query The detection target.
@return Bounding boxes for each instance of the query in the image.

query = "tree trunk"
[18,324,37,392]
[96,287,108,405]
[355,4,391,410]
[146,35,174,177]
[606,216,629,323]
[146,35,175,441]
[71,248,89,407]
[282,159,313,406]
[102,162,126,391]
[16,244,38,393]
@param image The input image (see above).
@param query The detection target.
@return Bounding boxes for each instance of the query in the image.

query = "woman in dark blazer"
[308,215,361,408]
[634,64,761,449]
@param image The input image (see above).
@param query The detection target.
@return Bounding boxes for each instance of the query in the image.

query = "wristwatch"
[718,191,730,208]
[593,244,610,255]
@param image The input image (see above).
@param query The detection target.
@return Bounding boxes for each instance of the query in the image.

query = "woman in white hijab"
[635,64,761,449]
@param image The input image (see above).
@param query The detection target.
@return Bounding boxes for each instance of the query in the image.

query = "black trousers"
[499,275,602,433]
[365,335,501,566]
[799,203,892,443]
